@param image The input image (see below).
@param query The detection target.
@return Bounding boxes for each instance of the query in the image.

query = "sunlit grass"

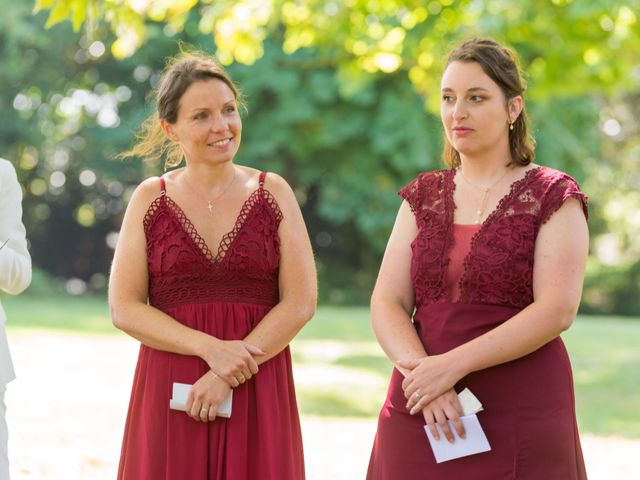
[4,295,639,437]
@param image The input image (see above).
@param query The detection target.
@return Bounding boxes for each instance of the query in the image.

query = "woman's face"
[162,78,242,166]
[440,61,520,160]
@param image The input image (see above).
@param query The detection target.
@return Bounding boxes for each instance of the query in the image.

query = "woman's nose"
[453,101,468,120]
[209,113,227,132]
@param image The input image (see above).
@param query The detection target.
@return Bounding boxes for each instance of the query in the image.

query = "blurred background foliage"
[2,0,639,313]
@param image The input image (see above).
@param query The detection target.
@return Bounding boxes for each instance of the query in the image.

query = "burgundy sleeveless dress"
[118,172,305,479]
[367,166,588,479]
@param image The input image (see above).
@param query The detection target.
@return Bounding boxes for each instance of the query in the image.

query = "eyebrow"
[441,87,490,93]
[189,100,236,113]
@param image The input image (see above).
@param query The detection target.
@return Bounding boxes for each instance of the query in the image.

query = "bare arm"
[242,174,317,365]
[109,178,261,386]
[370,201,426,376]
[403,197,589,412]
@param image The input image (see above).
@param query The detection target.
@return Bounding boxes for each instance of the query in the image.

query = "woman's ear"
[159,119,178,141]
[508,95,524,124]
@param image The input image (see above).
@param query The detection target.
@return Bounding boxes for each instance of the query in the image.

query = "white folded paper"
[423,388,491,463]
[424,414,491,463]
[457,387,484,415]
[169,382,233,418]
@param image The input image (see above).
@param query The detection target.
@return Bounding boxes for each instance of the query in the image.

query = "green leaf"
[44,0,73,29]
[71,0,88,32]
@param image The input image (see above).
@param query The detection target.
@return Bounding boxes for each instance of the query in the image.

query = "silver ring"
[414,392,422,399]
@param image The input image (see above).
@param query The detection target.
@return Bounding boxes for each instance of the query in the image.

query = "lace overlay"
[143,173,283,310]
[399,166,588,309]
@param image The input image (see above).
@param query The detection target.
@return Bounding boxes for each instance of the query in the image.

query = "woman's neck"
[181,161,236,190]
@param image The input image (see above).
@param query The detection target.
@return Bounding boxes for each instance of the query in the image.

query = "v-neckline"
[449,166,541,229]
[162,186,264,266]
[447,166,542,302]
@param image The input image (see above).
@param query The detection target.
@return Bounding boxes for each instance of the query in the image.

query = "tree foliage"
[2,0,638,312]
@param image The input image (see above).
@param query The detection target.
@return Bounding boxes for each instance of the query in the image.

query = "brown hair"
[120,51,245,169]
[442,38,535,168]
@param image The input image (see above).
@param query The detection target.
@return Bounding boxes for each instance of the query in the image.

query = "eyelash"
[193,106,236,120]
[441,95,485,103]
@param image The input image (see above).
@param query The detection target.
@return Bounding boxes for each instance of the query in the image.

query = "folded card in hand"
[423,388,490,463]
[169,382,233,418]
[424,414,491,463]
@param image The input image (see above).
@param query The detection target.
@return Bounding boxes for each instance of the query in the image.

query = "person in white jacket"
[0,158,32,480]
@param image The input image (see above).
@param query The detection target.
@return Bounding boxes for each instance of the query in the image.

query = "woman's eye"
[194,113,207,120]
[225,106,236,113]
[470,96,484,102]
[442,95,453,102]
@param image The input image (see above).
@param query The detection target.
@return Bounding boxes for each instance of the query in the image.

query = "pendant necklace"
[458,167,510,224]
[207,168,237,213]
[187,168,237,214]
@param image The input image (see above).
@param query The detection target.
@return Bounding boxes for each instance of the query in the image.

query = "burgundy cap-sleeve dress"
[367,166,588,480]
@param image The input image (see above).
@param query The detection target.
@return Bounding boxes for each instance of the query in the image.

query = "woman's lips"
[452,127,473,136]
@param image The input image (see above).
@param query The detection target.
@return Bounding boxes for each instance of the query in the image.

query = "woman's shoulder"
[399,168,451,203]
[529,165,588,221]
[531,165,582,187]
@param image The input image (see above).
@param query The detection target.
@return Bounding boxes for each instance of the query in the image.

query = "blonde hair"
[442,38,535,168]
[120,51,245,169]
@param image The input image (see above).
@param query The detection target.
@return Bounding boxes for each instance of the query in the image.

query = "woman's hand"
[398,354,463,415]
[419,389,465,443]
[203,339,265,387]
[186,371,232,422]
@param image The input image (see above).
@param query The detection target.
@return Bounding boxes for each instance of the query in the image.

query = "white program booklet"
[169,382,233,418]
[423,388,491,463]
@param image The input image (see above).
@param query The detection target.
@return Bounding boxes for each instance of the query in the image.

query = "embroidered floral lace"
[143,173,283,310]
[399,166,588,309]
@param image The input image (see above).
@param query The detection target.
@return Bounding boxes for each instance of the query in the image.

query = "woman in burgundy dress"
[109,52,316,479]
[367,39,588,479]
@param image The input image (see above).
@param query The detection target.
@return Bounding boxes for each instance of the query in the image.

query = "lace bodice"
[143,172,283,310]
[399,166,588,309]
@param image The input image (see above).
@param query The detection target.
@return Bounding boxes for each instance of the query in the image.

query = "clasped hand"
[205,339,265,387]
[398,354,466,443]
[186,370,230,422]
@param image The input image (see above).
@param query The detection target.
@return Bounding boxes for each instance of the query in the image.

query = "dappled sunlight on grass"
[291,339,390,418]
[5,296,640,438]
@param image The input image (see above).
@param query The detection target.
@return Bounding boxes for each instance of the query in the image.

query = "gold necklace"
[185,168,237,214]
[458,167,510,224]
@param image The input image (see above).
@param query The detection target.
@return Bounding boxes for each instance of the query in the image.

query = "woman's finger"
[208,404,218,422]
[199,404,210,422]
[409,392,432,415]
[443,401,465,439]
[433,409,454,443]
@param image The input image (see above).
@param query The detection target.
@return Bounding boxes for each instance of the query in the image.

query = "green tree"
[6,0,639,311]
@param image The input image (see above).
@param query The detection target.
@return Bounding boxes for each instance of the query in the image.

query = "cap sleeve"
[398,174,424,215]
[540,173,588,225]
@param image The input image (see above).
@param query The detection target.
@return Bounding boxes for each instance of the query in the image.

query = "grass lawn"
[3,295,640,438]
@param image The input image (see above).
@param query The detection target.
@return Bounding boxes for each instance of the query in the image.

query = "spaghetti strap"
[259,171,267,189]
[159,176,166,196]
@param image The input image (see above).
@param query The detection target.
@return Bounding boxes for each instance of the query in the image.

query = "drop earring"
[509,122,514,131]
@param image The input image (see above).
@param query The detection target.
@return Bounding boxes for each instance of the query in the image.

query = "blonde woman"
[110,53,316,479]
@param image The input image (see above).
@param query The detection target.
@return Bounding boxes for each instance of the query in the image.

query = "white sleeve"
[0,159,32,295]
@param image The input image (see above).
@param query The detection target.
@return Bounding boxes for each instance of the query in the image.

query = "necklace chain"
[458,167,510,224]
[185,167,237,214]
